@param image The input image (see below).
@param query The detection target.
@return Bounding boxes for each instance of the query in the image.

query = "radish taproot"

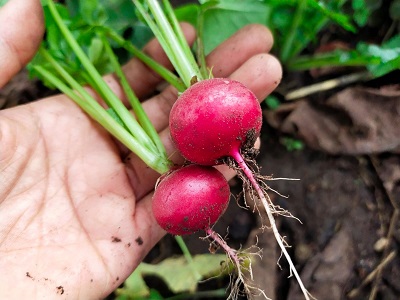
[152,164,230,235]
[169,78,311,300]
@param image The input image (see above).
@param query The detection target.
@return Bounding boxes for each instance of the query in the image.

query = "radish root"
[205,228,270,299]
[230,150,313,300]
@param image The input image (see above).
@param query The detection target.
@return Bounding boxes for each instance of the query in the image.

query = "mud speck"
[111,236,121,243]
[56,286,64,295]
[26,272,34,280]
[135,236,143,246]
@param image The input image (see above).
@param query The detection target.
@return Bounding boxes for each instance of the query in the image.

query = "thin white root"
[260,192,312,299]
[205,228,270,299]
[231,151,313,300]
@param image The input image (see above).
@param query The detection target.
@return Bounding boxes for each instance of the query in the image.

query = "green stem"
[287,51,380,71]
[147,0,200,86]
[46,0,157,154]
[196,9,209,79]
[133,0,184,82]
[280,0,307,63]
[162,0,202,82]
[100,34,168,159]
[104,28,186,92]
[133,0,202,88]
[174,236,202,281]
[37,49,169,174]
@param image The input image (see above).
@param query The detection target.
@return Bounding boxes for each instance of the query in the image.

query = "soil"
[151,125,400,300]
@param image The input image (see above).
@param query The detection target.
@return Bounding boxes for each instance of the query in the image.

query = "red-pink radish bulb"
[170,78,262,165]
[152,165,230,235]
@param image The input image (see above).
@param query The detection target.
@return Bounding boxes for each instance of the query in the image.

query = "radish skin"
[170,78,262,165]
[152,165,230,235]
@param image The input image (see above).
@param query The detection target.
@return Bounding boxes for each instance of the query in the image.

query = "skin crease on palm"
[0,0,282,299]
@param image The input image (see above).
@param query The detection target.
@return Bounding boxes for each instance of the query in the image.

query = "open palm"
[0,1,281,299]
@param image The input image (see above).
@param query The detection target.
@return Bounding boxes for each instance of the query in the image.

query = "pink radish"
[152,164,230,235]
[152,163,262,299]
[170,78,262,166]
[169,78,311,300]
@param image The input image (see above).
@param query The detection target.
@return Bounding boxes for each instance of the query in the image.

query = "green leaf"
[309,0,356,32]
[67,0,133,29]
[352,0,369,26]
[281,137,305,151]
[357,34,400,77]
[352,0,383,27]
[0,0,9,7]
[200,0,270,55]
[265,95,281,110]
[267,0,354,61]
[174,4,200,26]
[127,23,154,50]
[117,266,150,298]
[120,254,228,296]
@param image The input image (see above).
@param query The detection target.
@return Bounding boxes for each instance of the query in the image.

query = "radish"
[170,78,262,166]
[152,163,264,299]
[152,164,230,235]
[169,78,311,300]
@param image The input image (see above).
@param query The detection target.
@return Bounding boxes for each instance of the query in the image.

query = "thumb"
[0,0,44,88]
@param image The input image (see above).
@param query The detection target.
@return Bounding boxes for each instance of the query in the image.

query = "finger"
[229,53,282,101]
[0,0,44,88]
[141,24,275,133]
[207,24,274,78]
[129,53,282,199]
[101,23,196,102]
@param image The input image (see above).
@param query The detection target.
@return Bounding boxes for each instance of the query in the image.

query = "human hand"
[0,0,282,298]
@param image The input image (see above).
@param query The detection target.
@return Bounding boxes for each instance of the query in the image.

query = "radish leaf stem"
[100,33,167,157]
[104,28,186,92]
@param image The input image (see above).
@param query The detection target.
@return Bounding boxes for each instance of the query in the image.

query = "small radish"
[152,164,261,299]
[169,78,311,300]
[170,78,262,166]
[152,164,230,235]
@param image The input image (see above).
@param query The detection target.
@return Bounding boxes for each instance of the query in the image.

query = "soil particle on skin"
[135,236,144,246]
[26,272,34,280]
[56,286,64,295]
[111,236,122,243]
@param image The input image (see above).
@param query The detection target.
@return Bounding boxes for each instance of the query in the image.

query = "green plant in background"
[115,254,229,300]
[30,0,400,92]
[174,0,399,75]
